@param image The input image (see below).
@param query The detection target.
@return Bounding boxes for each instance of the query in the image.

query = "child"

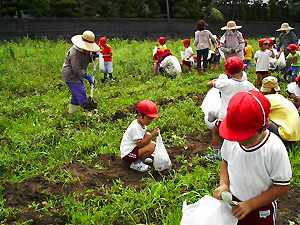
[180,39,194,72]
[285,44,300,82]
[208,35,221,69]
[254,38,275,88]
[286,75,300,110]
[157,37,167,51]
[99,37,114,83]
[260,76,300,145]
[120,100,160,172]
[243,39,254,70]
[62,30,99,114]
[206,56,256,159]
[214,90,292,224]
[153,49,164,75]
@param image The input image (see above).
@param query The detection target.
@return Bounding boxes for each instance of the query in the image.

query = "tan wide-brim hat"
[276,23,294,32]
[71,30,100,52]
[221,21,242,30]
[260,76,280,92]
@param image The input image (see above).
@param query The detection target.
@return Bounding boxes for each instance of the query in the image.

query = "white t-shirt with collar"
[214,77,257,120]
[184,46,194,62]
[120,119,147,158]
[221,131,292,202]
[287,82,300,98]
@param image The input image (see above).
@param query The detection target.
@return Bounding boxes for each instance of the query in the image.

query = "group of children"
[62,28,299,225]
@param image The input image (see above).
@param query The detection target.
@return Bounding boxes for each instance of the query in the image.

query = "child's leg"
[154,62,160,75]
[291,67,300,81]
[196,50,202,69]
[202,48,209,71]
[211,125,220,152]
[107,61,114,81]
[255,72,262,88]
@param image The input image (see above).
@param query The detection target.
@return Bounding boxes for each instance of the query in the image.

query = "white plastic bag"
[180,195,238,225]
[153,134,172,170]
[278,52,286,68]
[99,53,105,72]
[153,45,158,56]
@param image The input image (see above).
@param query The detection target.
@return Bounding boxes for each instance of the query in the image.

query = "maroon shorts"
[233,196,277,225]
[122,147,139,163]
[256,71,270,76]
[182,60,192,67]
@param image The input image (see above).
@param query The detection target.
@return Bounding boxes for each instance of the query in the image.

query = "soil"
[2,130,299,224]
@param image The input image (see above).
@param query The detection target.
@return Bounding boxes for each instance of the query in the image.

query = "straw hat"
[71,30,100,52]
[221,21,242,30]
[276,23,294,32]
[260,76,280,93]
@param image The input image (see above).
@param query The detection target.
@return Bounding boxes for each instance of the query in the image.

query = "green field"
[0,38,299,224]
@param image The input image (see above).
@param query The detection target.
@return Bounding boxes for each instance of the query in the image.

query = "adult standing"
[276,23,298,58]
[194,20,217,73]
[62,30,100,114]
[276,23,298,74]
[220,21,245,60]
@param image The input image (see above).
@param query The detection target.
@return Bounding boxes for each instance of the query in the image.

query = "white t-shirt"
[254,50,273,71]
[221,131,292,202]
[214,78,257,120]
[120,119,147,158]
[184,47,194,62]
[287,82,300,98]
[160,56,182,76]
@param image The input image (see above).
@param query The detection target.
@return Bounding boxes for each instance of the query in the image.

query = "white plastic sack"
[278,52,286,68]
[153,45,158,56]
[99,54,105,72]
[200,88,221,116]
[180,195,238,225]
[153,134,172,170]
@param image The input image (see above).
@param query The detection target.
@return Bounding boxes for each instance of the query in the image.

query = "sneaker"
[110,77,115,81]
[205,153,222,162]
[143,158,153,164]
[104,79,108,83]
[130,160,149,172]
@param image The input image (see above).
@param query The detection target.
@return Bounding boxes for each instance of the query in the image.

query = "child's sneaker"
[205,153,222,162]
[130,160,149,172]
[143,158,153,164]
[110,77,115,82]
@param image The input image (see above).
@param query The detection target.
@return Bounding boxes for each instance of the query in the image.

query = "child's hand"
[213,184,229,200]
[231,201,253,220]
[151,128,160,138]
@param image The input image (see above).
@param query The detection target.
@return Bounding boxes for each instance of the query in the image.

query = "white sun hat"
[221,21,242,30]
[71,30,100,52]
[276,23,294,31]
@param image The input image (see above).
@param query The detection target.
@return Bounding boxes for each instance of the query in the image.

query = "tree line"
[0,0,299,22]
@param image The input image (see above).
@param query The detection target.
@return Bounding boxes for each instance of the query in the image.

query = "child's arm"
[213,160,230,200]
[187,53,194,60]
[270,49,275,58]
[135,128,160,149]
[276,48,284,59]
[207,79,217,89]
[231,185,289,220]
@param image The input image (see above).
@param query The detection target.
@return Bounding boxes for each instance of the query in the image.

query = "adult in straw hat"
[276,23,298,58]
[220,21,245,60]
[260,76,300,144]
[62,30,100,114]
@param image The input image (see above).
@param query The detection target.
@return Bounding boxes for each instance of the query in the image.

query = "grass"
[0,37,299,224]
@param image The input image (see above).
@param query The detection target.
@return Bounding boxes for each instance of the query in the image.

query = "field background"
[0,38,299,224]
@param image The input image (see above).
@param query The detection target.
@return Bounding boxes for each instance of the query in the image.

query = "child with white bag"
[120,100,160,172]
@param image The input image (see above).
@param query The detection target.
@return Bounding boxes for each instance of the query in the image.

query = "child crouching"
[120,100,160,172]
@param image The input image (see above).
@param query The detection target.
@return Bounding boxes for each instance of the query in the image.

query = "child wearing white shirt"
[180,39,194,72]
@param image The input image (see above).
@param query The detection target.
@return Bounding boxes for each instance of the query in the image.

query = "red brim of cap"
[219,116,258,142]
[286,47,295,50]
[145,113,159,118]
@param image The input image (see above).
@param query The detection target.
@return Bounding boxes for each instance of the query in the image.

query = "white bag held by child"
[153,134,172,170]
[153,45,158,56]
[180,195,238,225]
[278,52,286,68]
[99,53,105,72]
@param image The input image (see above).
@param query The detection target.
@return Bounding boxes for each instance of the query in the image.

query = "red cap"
[183,39,190,45]
[158,37,165,45]
[219,90,271,142]
[224,56,245,74]
[258,38,269,46]
[163,49,172,57]
[295,75,300,83]
[244,39,247,46]
[154,49,164,58]
[138,100,159,118]
[99,37,107,46]
[267,38,274,47]
[286,44,297,50]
